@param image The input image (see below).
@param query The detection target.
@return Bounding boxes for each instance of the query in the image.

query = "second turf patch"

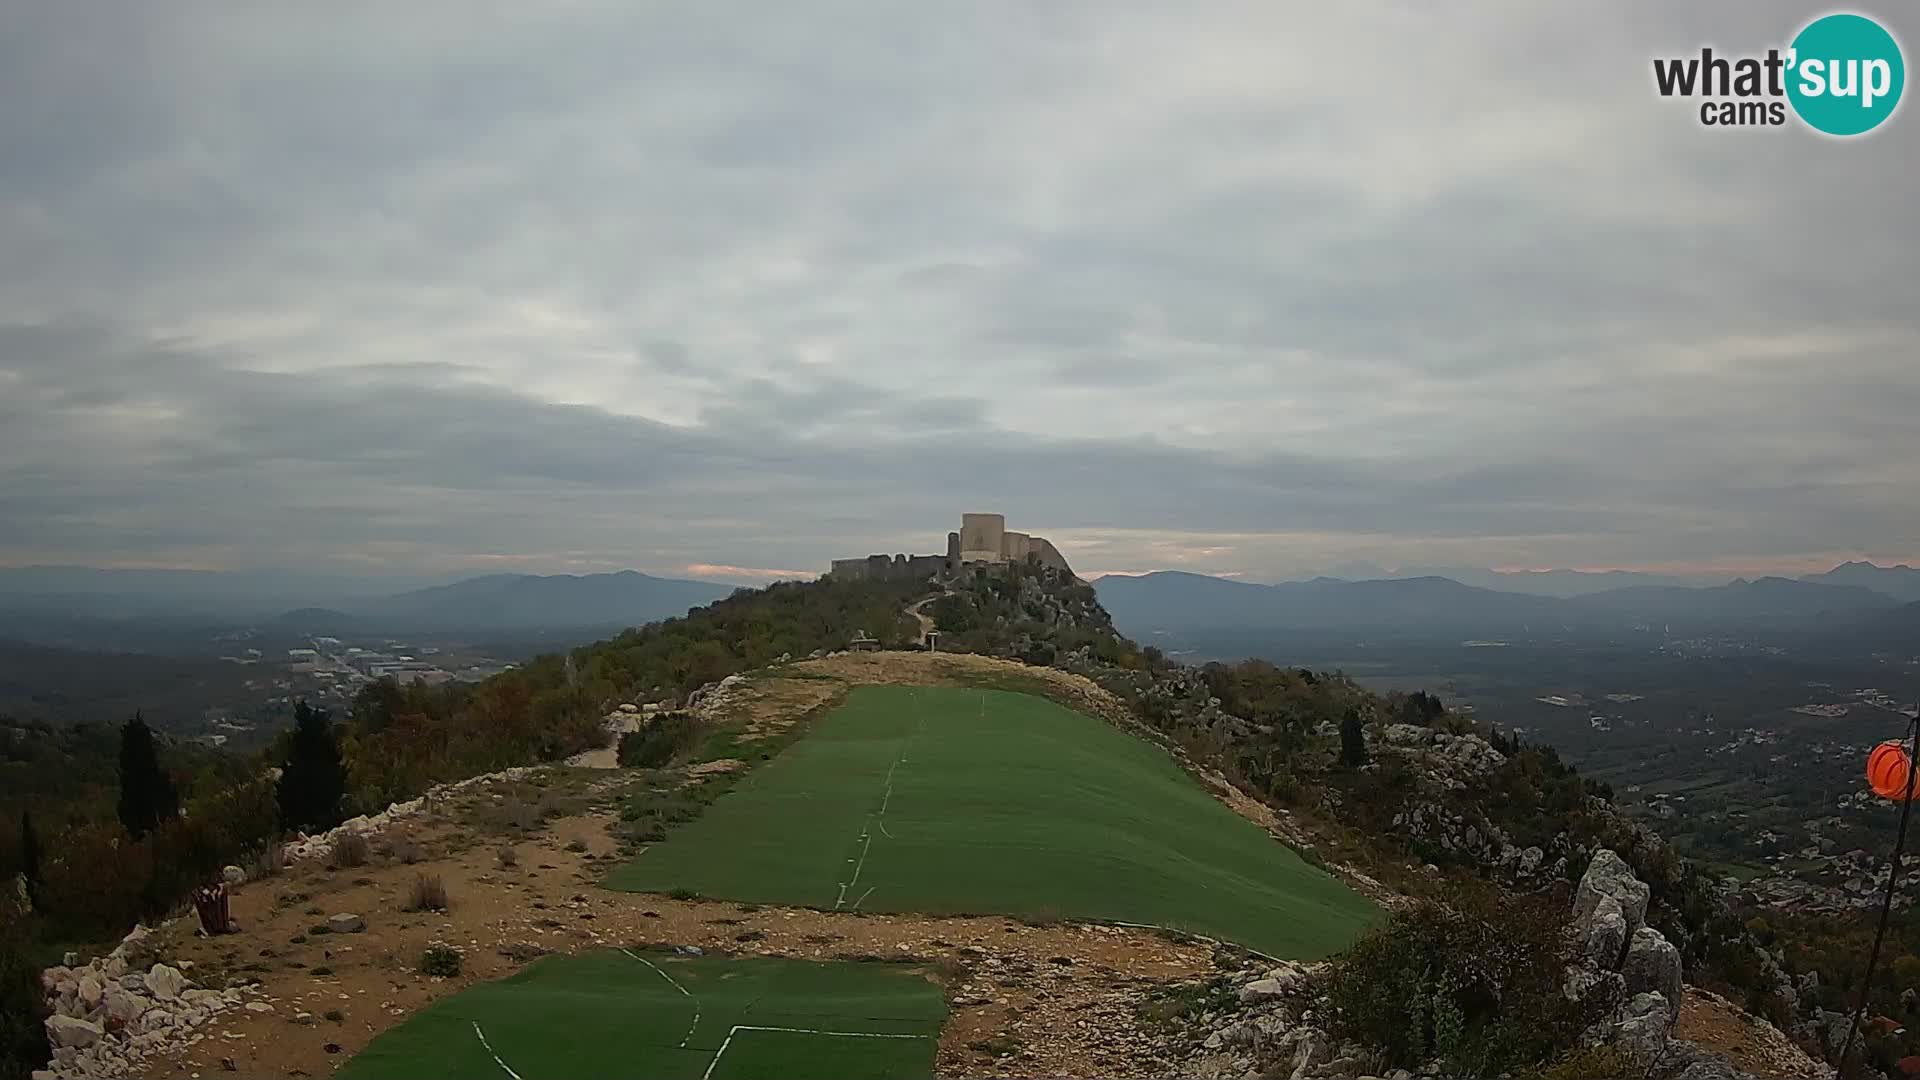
[606,684,1377,959]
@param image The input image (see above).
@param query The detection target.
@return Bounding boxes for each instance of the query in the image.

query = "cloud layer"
[3,2,1916,581]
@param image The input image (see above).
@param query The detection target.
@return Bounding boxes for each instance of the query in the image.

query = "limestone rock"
[1621,928,1683,1022]
[327,912,367,934]
[146,963,187,1001]
[77,973,104,1008]
[47,1015,104,1049]
[1238,978,1291,1004]
[1381,724,1432,746]
[103,987,149,1026]
[222,865,246,886]
[1574,849,1649,939]
[1609,992,1671,1064]
[1583,894,1629,969]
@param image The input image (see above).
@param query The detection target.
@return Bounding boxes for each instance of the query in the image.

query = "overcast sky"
[2,3,1916,584]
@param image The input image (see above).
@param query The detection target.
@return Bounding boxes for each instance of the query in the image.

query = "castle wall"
[1026,536,1073,574]
[829,513,1072,580]
[959,512,1006,563]
[1001,531,1032,561]
[830,553,949,582]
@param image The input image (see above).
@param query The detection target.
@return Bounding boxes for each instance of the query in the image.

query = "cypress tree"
[117,713,179,839]
[277,702,347,834]
[17,812,39,906]
[1339,708,1369,769]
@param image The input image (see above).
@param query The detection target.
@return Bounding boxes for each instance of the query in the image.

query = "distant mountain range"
[1094,567,1906,643]
[1382,566,1733,597]
[0,566,739,637]
[1800,560,1920,603]
[348,571,736,631]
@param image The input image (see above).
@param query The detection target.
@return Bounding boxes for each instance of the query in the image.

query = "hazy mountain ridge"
[1095,565,1908,641]
[356,570,736,630]
[1801,559,1920,603]
[0,568,742,641]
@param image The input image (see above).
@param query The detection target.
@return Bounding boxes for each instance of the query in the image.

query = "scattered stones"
[36,921,267,1080]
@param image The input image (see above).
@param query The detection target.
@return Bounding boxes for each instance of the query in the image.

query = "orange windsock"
[1868,740,1917,801]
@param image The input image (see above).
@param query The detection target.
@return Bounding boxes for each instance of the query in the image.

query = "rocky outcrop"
[1562,849,1797,1078]
[1622,927,1683,1022]
[1573,849,1649,936]
[1581,894,1628,968]
[1609,992,1672,1065]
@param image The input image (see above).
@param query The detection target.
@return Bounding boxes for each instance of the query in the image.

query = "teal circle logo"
[1787,13,1905,136]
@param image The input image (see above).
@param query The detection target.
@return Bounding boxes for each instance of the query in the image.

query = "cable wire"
[1836,712,1920,1075]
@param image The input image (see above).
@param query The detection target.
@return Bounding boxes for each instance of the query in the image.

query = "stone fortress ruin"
[829,512,1074,582]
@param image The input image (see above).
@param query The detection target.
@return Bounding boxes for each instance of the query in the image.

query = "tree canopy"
[115,713,178,840]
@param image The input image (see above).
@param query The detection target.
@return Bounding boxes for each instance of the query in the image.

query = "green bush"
[1325,884,1612,1078]
[420,942,463,978]
[0,894,49,1080]
[617,714,701,769]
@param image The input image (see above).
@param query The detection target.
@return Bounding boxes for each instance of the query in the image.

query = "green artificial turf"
[336,950,945,1080]
[606,685,1377,959]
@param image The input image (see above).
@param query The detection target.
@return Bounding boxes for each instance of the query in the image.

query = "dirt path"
[905,592,950,646]
[1675,987,1829,1080]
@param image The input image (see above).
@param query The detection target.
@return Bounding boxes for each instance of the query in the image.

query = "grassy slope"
[608,685,1378,959]
[336,950,946,1080]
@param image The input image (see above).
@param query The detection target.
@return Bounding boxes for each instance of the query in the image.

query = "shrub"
[420,942,463,977]
[329,833,369,869]
[1518,1046,1631,1080]
[0,895,50,1080]
[617,714,701,769]
[253,841,285,880]
[405,873,449,913]
[35,822,150,940]
[496,845,517,869]
[323,1009,345,1024]
[1325,883,1612,1078]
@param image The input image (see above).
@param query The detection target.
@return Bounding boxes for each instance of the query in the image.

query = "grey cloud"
[1,2,1917,580]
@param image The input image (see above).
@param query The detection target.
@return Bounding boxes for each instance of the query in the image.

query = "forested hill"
[2,562,1870,1071]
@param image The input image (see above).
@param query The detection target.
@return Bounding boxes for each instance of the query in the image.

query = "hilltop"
[10,559,1856,1079]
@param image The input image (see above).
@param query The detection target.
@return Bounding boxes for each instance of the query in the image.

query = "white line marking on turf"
[700,1025,928,1080]
[834,817,875,909]
[851,885,876,910]
[621,949,700,1048]
[471,1021,525,1080]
